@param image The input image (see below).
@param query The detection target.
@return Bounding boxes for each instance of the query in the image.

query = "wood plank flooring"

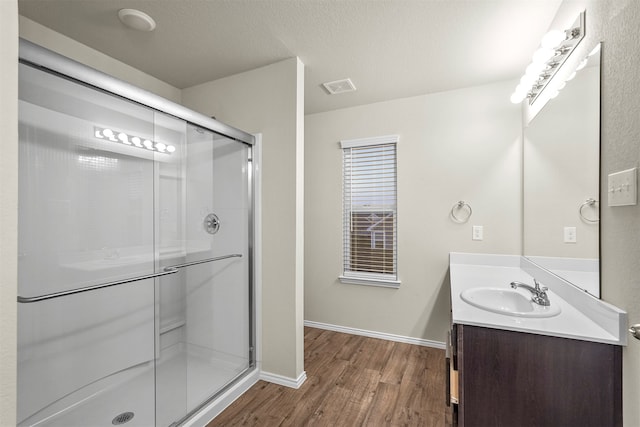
[207,327,448,426]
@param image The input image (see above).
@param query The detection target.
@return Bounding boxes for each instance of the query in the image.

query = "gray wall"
[305,79,522,343]
[591,1,640,424]
[182,58,306,382]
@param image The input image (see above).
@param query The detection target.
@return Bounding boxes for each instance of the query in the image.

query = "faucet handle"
[533,279,548,293]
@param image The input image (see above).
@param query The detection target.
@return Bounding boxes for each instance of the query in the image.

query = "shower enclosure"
[16,40,256,426]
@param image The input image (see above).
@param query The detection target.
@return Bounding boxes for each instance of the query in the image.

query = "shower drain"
[112,412,135,425]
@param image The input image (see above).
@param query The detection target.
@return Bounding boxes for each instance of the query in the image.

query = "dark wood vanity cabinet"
[449,324,622,427]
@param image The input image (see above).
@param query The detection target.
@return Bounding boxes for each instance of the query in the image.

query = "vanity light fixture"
[94,127,175,154]
[510,11,585,104]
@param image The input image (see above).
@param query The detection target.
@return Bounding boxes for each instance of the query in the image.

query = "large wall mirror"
[523,43,601,297]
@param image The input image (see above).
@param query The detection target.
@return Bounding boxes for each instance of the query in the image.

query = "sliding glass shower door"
[155,122,252,424]
[17,55,253,427]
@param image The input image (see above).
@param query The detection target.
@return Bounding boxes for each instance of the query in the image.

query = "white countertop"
[450,252,627,346]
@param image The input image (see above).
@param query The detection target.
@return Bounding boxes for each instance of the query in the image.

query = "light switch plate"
[608,167,637,206]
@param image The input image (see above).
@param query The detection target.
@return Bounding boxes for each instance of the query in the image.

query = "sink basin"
[460,287,561,318]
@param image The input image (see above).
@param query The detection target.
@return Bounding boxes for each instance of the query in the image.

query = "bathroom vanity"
[448,253,626,427]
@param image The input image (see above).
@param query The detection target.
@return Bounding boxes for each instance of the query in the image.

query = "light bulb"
[541,30,566,49]
[102,128,114,138]
[575,58,588,71]
[510,91,526,104]
[549,89,560,99]
[526,62,545,77]
[118,133,131,145]
[566,71,577,81]
[556,81,566,90]
[520,74,537,87]
[532,47,555,64]
[131,137,142,147]
[156,142,166,152]
[95,129,103,138]
[166,145,176,153]
[143,140,154,150]
[514,85,529,100]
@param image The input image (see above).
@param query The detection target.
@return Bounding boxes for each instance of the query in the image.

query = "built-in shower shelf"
[160,320,186,335]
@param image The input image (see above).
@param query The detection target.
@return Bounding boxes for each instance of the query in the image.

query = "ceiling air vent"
[322,78,357,95]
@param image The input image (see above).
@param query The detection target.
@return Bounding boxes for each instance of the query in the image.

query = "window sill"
[339,275,401,289]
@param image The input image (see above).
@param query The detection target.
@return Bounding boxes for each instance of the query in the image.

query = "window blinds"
[341,136,398,283]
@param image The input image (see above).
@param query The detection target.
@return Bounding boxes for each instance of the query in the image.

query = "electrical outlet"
[608,167,637,206]
[564,226,577,243]
[472,225,483,241]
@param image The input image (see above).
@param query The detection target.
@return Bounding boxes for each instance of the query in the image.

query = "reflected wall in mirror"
[523,43,601,297]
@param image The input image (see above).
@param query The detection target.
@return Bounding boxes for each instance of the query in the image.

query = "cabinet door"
[458,325,621,427]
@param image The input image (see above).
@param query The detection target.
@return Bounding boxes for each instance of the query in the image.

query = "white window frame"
[339,135,400,288]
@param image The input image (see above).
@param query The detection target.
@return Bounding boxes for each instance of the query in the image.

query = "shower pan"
[16,40,256,426]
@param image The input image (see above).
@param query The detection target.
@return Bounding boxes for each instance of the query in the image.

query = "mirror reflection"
[523,43,601,297]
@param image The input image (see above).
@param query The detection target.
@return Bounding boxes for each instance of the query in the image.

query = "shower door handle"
[164,253,243,271]
[17,267,179,304]
[17,254,243,303]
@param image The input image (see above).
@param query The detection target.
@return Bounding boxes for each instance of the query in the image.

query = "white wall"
[0,1,18,425]
[181,58,305,382]
[305,80,522,343]
[19,16,181,104]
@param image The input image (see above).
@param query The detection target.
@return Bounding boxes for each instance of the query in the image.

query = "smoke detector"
[322,78,357,95]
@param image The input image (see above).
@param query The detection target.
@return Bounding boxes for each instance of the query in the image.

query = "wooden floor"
[207,327,448,426]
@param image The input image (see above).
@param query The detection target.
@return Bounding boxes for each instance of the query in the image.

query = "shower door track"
[17,253,243,303]
[19,39,255,147]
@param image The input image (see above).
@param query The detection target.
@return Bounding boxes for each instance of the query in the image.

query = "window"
[339,135,399,288]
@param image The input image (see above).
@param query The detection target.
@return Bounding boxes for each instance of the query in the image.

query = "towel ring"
[451,201,472,223]
[579,198,599,223]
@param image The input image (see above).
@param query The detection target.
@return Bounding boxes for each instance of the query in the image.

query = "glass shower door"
[155,124,252,425]
[17,63,158,426]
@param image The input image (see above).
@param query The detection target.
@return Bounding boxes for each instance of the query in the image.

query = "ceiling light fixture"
[117,9,156,32]
[510,11,585,105]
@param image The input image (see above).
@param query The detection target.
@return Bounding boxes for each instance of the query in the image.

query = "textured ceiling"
[18,0,563,114]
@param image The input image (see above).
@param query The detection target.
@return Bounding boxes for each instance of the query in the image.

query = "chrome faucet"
[510,279,550,306]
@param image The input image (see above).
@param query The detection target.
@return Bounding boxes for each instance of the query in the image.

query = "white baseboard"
[260,370,307,389]
[304,320,446,349]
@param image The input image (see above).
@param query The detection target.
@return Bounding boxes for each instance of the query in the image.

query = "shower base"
[20,343,249,427]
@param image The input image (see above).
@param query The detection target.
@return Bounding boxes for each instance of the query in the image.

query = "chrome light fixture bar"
[511,11,585,105]
[94,126,176,154]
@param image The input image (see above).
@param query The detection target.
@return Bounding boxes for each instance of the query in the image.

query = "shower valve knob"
[203,213,220,235]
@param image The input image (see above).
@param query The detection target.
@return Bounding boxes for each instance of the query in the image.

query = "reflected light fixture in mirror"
[511,11,585,105]
[94,127,175,154]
